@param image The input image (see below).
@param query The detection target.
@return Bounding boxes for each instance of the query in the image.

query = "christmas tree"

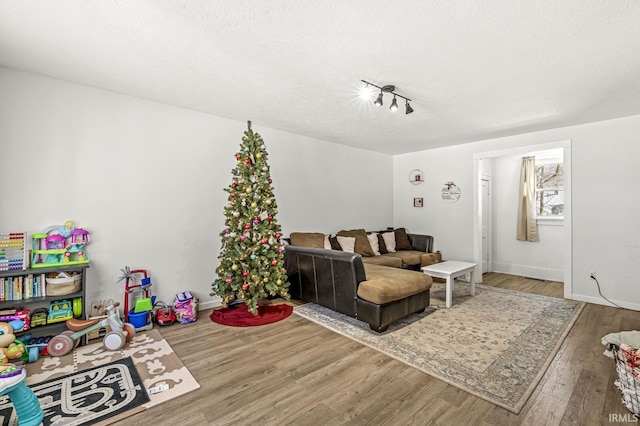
[212,121,290,314]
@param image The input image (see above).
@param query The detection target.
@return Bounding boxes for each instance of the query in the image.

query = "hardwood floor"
[117,273,639,425]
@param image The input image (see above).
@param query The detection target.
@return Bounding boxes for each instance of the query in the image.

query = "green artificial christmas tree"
[212,121,290,314]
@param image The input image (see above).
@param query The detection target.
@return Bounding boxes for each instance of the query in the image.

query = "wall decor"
[414,197,424,208]
[441,182,461,202]
[409,169,424,184]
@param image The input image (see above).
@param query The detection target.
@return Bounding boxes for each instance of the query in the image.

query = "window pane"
[536,164,563,189]
[535,161,564,217]
[536,190,564,216]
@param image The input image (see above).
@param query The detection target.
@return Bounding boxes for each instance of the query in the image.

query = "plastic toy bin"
[127,311,148,328]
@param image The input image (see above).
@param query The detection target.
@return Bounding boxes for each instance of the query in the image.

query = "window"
[535,161,564,218]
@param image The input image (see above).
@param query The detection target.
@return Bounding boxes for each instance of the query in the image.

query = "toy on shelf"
[47,302,135,357]
[47,300,73,324]
[118,267,153,332]
[0,309,30,333]
[0,232,27,271]
[31,221,90,268]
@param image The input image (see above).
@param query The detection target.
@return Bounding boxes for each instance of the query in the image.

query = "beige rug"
[294,282,584,414]
[25,329,199,413]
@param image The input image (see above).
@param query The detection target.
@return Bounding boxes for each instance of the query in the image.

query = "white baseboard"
[491,262,563,282]
[199,297,222,310]
[570,293,640,312]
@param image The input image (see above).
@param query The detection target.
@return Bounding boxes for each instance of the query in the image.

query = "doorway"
[472,140,572,298]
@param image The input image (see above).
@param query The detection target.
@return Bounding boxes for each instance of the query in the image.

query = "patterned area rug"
[294,282,585,414]
[22,329,199,422]
[0,357,148,425]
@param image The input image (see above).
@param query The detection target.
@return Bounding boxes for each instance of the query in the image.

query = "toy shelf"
[0,264,88,344]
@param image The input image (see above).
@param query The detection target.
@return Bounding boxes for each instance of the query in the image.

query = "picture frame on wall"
[413,197,424,208]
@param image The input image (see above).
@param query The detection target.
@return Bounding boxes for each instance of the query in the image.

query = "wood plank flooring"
[116,273,639,425]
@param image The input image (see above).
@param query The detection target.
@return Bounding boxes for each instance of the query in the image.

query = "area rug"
[293,282,585,414]
[23,329,199,417]
[210,303,293,326]
[0,357,148,425]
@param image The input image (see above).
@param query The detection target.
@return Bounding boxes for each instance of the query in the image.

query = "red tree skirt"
[210,303,293,327]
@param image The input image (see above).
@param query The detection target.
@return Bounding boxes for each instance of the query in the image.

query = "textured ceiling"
[1,1,639,154]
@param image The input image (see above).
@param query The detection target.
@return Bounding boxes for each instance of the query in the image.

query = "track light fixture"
[361,80,414,114]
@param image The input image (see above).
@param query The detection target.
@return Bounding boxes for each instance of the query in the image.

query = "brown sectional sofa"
[285,229,435,332]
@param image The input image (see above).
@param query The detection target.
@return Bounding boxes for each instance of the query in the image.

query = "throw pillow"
[377,234,388,254]
[324,235,332,250]
[382,231,396,253]
[289,232,325,248]
[336,236,356,253]
[337,229,375,257]
[329,236,342,250]
[367,233,381,255]
[394,228,413,251]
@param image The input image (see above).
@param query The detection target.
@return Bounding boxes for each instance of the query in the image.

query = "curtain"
[516,156,538,242]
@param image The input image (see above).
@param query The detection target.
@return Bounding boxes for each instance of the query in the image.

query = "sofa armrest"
[284,245,366,317]
[407,233,433,253]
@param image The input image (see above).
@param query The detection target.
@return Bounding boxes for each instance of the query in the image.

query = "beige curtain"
[516,156,538,241]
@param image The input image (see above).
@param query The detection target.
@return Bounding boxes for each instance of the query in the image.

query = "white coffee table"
[421,260,477,308]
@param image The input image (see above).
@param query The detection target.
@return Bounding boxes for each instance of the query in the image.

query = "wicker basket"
[46,274,82,296]
[612,344,640,418]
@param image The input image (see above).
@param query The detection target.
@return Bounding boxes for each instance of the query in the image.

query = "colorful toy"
[173,291,198,324]
[118,267,153,331]
[0,323,25,364]
[0,309,30,332]
[0,232,27,271]
[152,301,176,326]
[25,335,53,363]
[47,300,73,324]
[31,221,90,268]
[47,302,135,357]
[29,308,48,327]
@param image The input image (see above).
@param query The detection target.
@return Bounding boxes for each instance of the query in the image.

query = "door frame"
[472,139,572,299]
[480,175,492,275]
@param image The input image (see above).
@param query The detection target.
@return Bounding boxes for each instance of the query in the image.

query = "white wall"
[394,115,640,310]
[0,68,393,309]
[492,154,564,281]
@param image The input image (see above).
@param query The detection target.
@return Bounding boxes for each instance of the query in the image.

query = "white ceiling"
[1,1,639,154]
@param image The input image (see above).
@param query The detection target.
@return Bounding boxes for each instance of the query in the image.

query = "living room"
[1,2,640,423]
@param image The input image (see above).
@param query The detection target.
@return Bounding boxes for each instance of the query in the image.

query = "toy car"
[47,300,73,324]
[30,308,48,327]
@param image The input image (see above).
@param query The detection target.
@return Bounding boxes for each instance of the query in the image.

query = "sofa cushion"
[384,250,424,266]
[362,255,403,268]
[377,234,389,254]
[367,233,381,255]
[358,264,432,305]
[381,231,396,253]
[329,236,342,250]
[337,229,375,257]
[323,235,332,250]
[421,251,443,267]
[336,236,356,253]
[290,232,325,248]
[395,228,413,250]
[421,251,445,283]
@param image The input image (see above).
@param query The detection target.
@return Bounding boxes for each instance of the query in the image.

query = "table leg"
[445,275,453,308]
[469,268,476,296]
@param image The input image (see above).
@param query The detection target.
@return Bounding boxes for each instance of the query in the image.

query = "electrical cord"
[590,275,625,309]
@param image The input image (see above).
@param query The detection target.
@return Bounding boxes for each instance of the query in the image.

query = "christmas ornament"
[231,264,239,271]
[271,259,278,266]
[242,283,249,291]
[242,271,249,277]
